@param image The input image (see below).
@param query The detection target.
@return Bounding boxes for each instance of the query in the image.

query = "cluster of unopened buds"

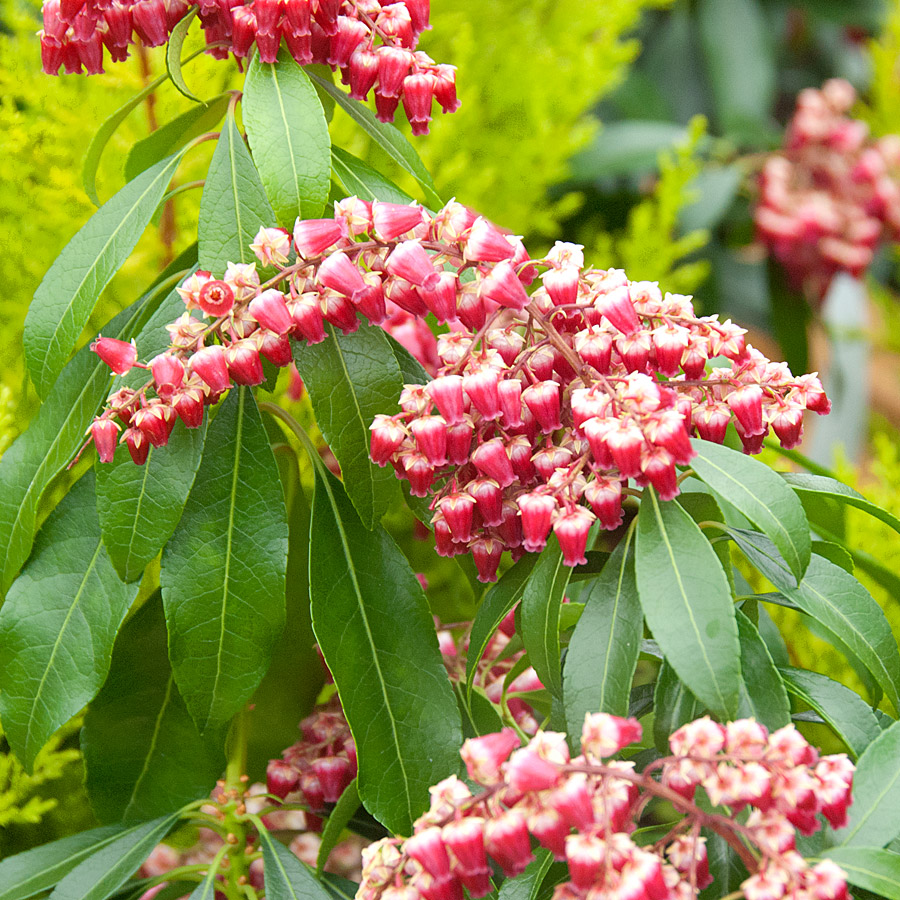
[358,714,853,900]
[84,196,830,581]
[39,0,457,132]
[755,77,900,302]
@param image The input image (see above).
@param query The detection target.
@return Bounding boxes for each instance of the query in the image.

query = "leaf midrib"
[270,63,302,219]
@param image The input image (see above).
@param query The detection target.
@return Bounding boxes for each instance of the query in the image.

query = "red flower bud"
[225,340,265,386]
[553,507,594,567]
[470,537,504,583]
[198,279,235,317]
[249,289,293,336]
[89,418,120,463]
[150,353,185,400]
[471,438,514,488]
[267,759,300,799]
[467,478,503,527]
[91,335,137,375]
[190,345,232,393]
[479,261,530,310]
[373,202,427,241]
[293,218,344,257]
[518,491,557,553]
[386,241,440,291]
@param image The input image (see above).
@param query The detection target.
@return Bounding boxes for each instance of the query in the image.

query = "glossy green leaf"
[161,388,288,735]
[653,661,702,754]
[521,541,571,701]
[331,147,414,204]
[466,554,538,703]
[259,829,333,900]
[309,462,462,834]
[81,597,224,823]
[677,491,735,595]
[734,609,790,731]
[0,826,123,900]
[689,438,810,583]
[635,489,741,719]
[564,531,642,732]
[837,719,900,847]
[316,778,360,876]
[292,321,403,529]
[165,8,202,102]
[50,813,180,900]
[454,682,503,739]
[498,850,553,900]
[383,331,430,385]
[243,50,331,223]
[25,152,185,398]
[198,110,276,272]
[0,473,139,770]
[125,94,230,182]
[822,848,900,899]
[307,72,441,207]
[779,667,881,760]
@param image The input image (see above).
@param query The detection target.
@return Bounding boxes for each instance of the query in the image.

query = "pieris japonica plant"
[5,7,900,900]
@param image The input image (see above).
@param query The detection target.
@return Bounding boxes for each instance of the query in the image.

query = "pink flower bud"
[465,218,516,263]
[402,72,435,132]
[231,7,258,57]
[497,379,523,428]
[385,241,440,291]
[693,403,731,444]
[574,327,613,374]
[406,827,451,877]
[727,384,766,437]
[522,381,562,434]
[518,491,557,552]
[353,274,387,325]
[467,478,503,527]
[565,833,604,890]
[91,335,138,375]
[290,294,327,344]
[375,45,413,98]
[506,747,561,793]
[461,729,521,783]
[527,808,568,859]
[267,759,300,798]
[370,415,405,466]
[553,507,594,567]
[173,388,205,429]
[375,90,402,124]
[471,438,515,488]
[411,416,448,466]
[372,202,426,240]
[40,33,65,75]
[198,279,235,317]
[508,436,536,481]
[150,354,185,400]
[259,331,293,367]
[190,345,232,393]
[548,773,594,830]
[426,375,465,425]
[640,448,678,501]
[404,452,435,496]
[133,402,175,448]
[542,266,579,307]
[584,477,623,530]
[434,516,459,557]
[328,16,367,67]
[433,65,460,114]
[597,285,640,335]
[293,218,343,258]
[439,493,476,543]
[463,368,502,420]
[318,251,367,298]
[123,426,149,465]
[312,756,353,803]
[471,537,504,583]
[300,772,325,813]
[442,818,490,896]
[479,261,530,310]
[652,324,690,377]
[348,46,379,100]
[456,287,485,330]
[446,420,474,465]
[225,340,265,386]
[484,810,533,877]
[581,713,643,758]
[90,418,120,463]
[249,289,293,336]
[606,422,644,478]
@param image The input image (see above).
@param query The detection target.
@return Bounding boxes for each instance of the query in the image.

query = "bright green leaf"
[823,847,900,899]
[331,147,414,204]
[166,9,202,102]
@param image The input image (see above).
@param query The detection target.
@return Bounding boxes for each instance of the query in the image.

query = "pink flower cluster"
[39,0,457,132]
[755,78,900,302]
[85,197,830,581]
[358,714,852,900]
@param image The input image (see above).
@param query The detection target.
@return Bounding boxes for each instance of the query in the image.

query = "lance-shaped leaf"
[653,662,702,753]
[198,110,276,273]
[316,779,360,875]
[779,667,881,760]
[243,50,331,224]
[292,322,403,529]
[258,828,334,900]
[331,147,414,204]
[309,462,462,834]
[166,8,201,102]
[497,851,554,900]
[0,473,139,770]
[50,813,180,900]
[734,608,790,731]
[635,489,741,719]
[161,388,288,736]
[822,848,900,899]
[564,530,642,732]
[689,438,810,583]
[383,331,430,385]
[81,596,224,824]
[25,152,184,398]
[0,826,123,900]
[521,541,571,702]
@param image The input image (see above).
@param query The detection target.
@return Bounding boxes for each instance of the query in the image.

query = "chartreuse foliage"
[6,10,900,900]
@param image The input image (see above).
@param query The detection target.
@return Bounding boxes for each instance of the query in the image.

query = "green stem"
[221,706,253,900]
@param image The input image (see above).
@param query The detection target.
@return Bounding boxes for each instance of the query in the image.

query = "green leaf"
[811,540,854,574]
[0,473,139,770]
[96,419,207,582]
[653,661,702,754]
[50,813,180,900]
[382,330,430,385]
[822,848,900,899]
[125,94,231,183]
[307,72,441,207]
[198,110,276,273]
[161,388,289,735]
[520,541,571,702]
[183,854,225,900]
[564,530,641,732]
[454,682,503,739]
[635,489,741,719]
[331,147,414,204]
[165,8,202,102]
[779,667,881,760]
[0,293,155,593]
[81,596,224,823]
[689,438,810,583]
[734,608,790,731]
[498,850,554,900]
[25,152,185,398]
[292,321,403,529]
[837,719,900,847]
[466,554,538,703]
[0,826,123,900]
[316,778,360,876]
[243,50,331,224]
[259,824,335,900]
[309,461,462,834]
[569,121,688,182]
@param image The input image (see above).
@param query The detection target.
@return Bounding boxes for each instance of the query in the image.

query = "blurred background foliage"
[4,0,900,855]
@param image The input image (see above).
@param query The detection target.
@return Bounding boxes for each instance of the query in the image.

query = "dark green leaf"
[564,531,641,732]
[307,72,441,207]
[50,814,180,900]
[0,473,139,769]
[734,608,790,731]
[382,330,430,385]
[125,94,230,182]
[635,489,741,718]
[292,321,403,529]
[309,462,462,834]
[183,855,224,900]
[653,661,702,754]
[81,597,224,823]
[165,8,202,102]
[161,388,289,735]
[498,850,553,900]
[837,719,900,847]
[0,827,123,900]
[823,848,900,898]
[466,554,538,703]
[689,438,810,583]
[331,147,413,204]
[454,682,503,739]
[811,540,854,574]
[25,153,185,397]
[317,779,360,876]
[779,666,881,760]
[702,834,747,900]
[198,111,276,272]
[259,816,343,900]
[243,50,331,223]
[569,121,688,182]
[521,542,571,701]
